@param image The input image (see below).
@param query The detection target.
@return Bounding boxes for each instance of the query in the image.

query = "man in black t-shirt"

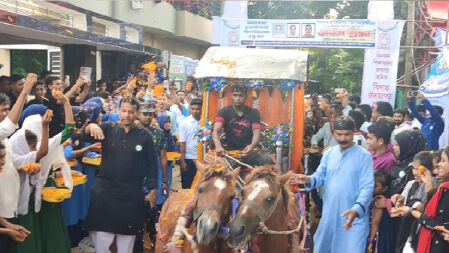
[213,83,273,167]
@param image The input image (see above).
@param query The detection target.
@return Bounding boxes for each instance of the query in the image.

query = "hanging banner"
[361,20,405,106]
[184,58,198,79]
[419,46,449,148]
[169,55,185,80]
[213,17,377,48]
[419,46,449,97]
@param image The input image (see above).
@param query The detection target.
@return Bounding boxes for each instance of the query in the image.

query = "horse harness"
[237,188,307,253]
[239,189,283,222]
[193,204,224,222]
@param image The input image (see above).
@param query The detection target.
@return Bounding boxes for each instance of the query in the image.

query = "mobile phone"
[409,90,418,97]
[80,66,92,82]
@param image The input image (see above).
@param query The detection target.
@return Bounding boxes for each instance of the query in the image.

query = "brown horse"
[155,162,240,253]
[227,165,304,253]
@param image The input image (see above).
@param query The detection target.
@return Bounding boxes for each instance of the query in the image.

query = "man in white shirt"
[157,93,178,134]
[393,108,411,137]
[179,98,202,189]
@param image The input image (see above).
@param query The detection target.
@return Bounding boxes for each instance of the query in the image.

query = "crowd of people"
[0,66,205,253]
[293,89,449,253]
[1,64,449,253]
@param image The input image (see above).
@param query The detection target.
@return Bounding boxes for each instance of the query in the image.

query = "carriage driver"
[213,83,274,168]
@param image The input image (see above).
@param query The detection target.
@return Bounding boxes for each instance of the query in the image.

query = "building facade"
[0,0,216,82]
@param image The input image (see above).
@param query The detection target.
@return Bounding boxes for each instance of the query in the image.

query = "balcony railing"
[0,0,72,27]
[172,1,215,20]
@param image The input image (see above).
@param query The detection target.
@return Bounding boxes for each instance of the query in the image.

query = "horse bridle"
[238,188,283,222]
[193,204,224,222]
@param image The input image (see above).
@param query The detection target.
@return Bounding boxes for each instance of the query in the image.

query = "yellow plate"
[82,157,101,166]
[167,152,181,161]
[66,159,78,168]
[58,188,72,198]
[55,171,87,187]
[42,187,71,203]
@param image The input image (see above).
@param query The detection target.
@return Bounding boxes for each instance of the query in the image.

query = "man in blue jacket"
[407,92,444,150]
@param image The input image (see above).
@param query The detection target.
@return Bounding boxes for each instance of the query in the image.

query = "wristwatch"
[408,206,415,216]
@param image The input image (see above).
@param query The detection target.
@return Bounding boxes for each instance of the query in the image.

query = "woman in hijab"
[157,114,177,152]
[391,129,429,193]
[18,104,47,127]
[61,106,100,248]
[391,146,449,253]
[154,115,176,215]
[81,98,102,124]
[13,92,76,253]
[374,130,428,253]
[8,111,51,253]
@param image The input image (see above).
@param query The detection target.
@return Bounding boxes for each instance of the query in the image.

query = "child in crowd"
[367,170,393,253]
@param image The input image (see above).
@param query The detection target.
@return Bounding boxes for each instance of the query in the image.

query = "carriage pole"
[287,87,296,171]
[202,90,210,159]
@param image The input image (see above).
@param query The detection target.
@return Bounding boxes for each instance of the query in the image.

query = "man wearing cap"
[137,101,168,190]
[212,83,273,170]
[179,98,203,189]
[291,116,374,253]
[135,101,168,251]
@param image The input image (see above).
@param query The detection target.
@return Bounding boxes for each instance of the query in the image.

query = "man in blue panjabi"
[292,116,374,253]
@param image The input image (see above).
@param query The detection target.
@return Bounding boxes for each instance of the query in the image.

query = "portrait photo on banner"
[286,23,300,38]
[272,23,285,38]
[302,23,315,38]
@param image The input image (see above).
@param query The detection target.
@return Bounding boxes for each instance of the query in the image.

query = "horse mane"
[197,162,233,184]
[244,165,291,211]
[244,165,281,186]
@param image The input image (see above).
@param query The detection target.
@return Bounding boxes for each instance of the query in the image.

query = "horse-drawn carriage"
[155,47,309,253]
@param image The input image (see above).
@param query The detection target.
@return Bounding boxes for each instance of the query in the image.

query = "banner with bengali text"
[361,20,405,106]
[212,17,377,48]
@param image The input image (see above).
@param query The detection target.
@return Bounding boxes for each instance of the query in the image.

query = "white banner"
[361,20,405,106]
[212,17,377,48]
[195,46,308,81]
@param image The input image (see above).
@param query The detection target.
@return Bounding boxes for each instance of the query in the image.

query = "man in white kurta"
[293,116,374,253]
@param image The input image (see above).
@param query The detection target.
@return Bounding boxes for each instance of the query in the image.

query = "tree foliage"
[248,1,372,93]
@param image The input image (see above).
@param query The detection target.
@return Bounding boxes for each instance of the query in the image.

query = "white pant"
[90,231,136,253]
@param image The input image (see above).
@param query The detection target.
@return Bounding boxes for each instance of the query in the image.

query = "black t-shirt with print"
[216,105,261,150]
